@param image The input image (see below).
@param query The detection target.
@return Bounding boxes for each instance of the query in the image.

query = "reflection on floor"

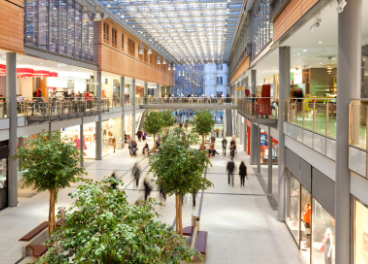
[0,135,305,264]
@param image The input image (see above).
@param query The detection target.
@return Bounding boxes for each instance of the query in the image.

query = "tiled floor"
[0,136,305,264]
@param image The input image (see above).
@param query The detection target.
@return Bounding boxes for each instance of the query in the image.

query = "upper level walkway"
[0,135,305,264]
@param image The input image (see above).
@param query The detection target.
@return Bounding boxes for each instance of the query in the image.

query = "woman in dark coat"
[239,161,247,186]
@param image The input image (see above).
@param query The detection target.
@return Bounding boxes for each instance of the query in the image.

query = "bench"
[196,231,208,255]
[27,245,48,258]
[181,226,194,236]
[19,221,49,242]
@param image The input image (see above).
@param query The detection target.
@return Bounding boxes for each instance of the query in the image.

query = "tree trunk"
[202,134,204,144]
[165,127,167,135]
[153,134,156,151]
[52,190,56,231]
[179,195,183,238]
[48,191,52,237]
[175,195,179,234]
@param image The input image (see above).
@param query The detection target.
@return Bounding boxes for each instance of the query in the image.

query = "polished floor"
[0,137,305,264]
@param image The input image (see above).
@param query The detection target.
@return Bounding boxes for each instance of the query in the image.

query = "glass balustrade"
[284,98,337,140]
[237,97,279,119]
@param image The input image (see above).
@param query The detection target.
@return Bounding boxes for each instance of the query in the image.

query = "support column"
[243,123,247,152]
[335,1,361,263]
[240,116,243,145]
[120,77,125,148]
[268,127,272,195]
[95,72,102,160]
[144,82,148,97]
[132,79,136,140]
[80,122,84,168]
[156,84,160,98]
[7,52,18,206]
[278,46,290,221]
[250,70,257,164]
[257,125,260,174]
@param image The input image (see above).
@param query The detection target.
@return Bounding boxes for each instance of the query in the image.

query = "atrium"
[0,0,366,263]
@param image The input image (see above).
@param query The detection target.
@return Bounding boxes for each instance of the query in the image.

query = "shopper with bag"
[239,161,247,187]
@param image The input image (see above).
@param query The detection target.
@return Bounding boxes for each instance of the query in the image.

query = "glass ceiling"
[98,0,243,65]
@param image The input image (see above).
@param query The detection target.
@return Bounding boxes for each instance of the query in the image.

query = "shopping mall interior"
[0,0,367,263]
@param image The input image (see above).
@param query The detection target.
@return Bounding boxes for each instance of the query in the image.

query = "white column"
[120,77,125,148]
[335,1,362,263]
[132,79,136,140]
[250,70,257,164]
[277,46,290,221]
[7,52,18,206]
[95,72,102,160]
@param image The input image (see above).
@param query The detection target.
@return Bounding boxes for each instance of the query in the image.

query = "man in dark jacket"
[227,158,235,186]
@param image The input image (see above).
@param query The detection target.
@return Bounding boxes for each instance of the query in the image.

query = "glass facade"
[24,0,95,62]
[286,173,300,245]
[252,0,273,56]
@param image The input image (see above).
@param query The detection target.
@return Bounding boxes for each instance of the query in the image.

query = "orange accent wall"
[97,19,172,86]
[273,0,318,42]
[0,0,24,53]
[230,56,249,85]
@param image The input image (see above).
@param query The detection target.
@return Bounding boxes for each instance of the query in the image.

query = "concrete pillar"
[268,127,272,195]
[132,79,136,140]
[335,1,361,263]
[144,82,148,97]
[95,71,102,160]
[277,46,290,221]
[80,123,84,168]
[156,84,160,99]
[250,70,257,164]
[120,77,125,148]
[243,123,247,152]
[257,125,260,174]
[240,116,243,145]
[7,52,18,206]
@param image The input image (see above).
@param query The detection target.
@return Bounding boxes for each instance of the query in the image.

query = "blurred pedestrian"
[222,137,227,156]
[136,129,142,142]
[142,130,146,141]
[132,163,141,188]
[110,172,117,190]
[112,136,116,153]
[227,158,235,186]
[143,178,152,201]
[142,142,149,155]
[179,121,183,128]
[239,161,247,187]
[230,137,236,159]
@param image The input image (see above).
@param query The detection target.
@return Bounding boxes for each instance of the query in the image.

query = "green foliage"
[160,110,175,130]
[11,130,86,194]
[190,110,215,141]
[142,111,163,136]
[148,128,213,197]
[37,178,200,264]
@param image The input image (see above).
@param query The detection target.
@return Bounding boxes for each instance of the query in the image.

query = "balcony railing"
[0,97,123,121]
[139,97,239,106]
[237,97,279,120]
[283,98,337,160]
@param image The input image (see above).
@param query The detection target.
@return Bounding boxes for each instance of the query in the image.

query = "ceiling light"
[319,41,322,44]
[148,48,152,54]
[82,6,89,22]
[94,5,102,21]
[157,56,161,64]
[303,49,307,52]
[139,44,143,55]
[107,1,110,7]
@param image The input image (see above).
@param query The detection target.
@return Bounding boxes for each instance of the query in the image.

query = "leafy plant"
[142,111,163,151]
[160,110,175,135]
[190,110,215,143]
[148,128,213,238]
[37,178,200,264]
[11,131,86,235]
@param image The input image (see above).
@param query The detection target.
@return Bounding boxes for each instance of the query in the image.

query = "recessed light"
[297,53,300,55]
[303,49,307,52]
[319,63,322,64]
[309,66,312,67]
[319,41,322,44]
[40,62,43,64]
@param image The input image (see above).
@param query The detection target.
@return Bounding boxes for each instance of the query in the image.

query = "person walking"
[222,137,227,156]
[239,161,247,187]
[230,137,236,159]
[136,129,142,142]
[112,136,116,153]
[132,162,141,188]
[142,130,146,141]
[184,119,189,132]
[227,158,235,186]
[179,121,183,128]
[142,142,149,155]
[143,178,152,201]
[110,172,117,190]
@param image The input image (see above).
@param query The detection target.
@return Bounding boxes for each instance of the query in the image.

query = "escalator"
[225,109,233,137]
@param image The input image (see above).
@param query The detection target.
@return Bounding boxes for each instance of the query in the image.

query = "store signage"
[260,134,267,146]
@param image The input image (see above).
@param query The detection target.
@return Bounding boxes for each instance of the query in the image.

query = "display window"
[0,158,6,189]
[300,187,311,264]
[354,199,368,264]
[312,199,335,264]
[260,130,278,165]
[286,173,301,245]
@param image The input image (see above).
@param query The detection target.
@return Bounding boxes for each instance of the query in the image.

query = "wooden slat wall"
[273,0,318,42]
[230,56,249,85]
[0,0,23,53]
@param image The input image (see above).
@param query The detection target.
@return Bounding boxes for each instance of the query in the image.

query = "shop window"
[128,38,135,56]
[38,0,48,50]
[354,199,368,264]
[88,12,94,62]
[300,187,311,264]
[0,158,7,189]
[103,22,109,44]
[285,173,300,245]
[121,34,124,51]
[67,0,75,57]
[75,3,82,59]
[59,0,67,55]
[111,28,117,48]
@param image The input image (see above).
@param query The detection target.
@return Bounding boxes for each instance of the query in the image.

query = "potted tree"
[190,109,215,144]
[11,131,86,235]
[142,111,163,151]
[160,110,175,135]
[148,128,213,238]
[37,178,201,263]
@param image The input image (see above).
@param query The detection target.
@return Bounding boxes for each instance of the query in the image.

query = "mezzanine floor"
[0,137,304,264]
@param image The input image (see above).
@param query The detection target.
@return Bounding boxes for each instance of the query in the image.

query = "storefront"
[61,117,123,159]
[0,140,8,210]
[285,166,336,264]
[260,130,278,165]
